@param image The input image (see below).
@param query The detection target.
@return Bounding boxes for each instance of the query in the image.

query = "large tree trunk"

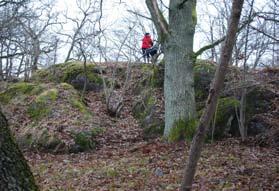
[164,0,197,136]
[0,111,38,191]
[146,0,197,138]
[180,0,244,190]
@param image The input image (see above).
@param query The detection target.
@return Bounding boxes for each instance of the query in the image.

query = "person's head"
[145,32,150,36]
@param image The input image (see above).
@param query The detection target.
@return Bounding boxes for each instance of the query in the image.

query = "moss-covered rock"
[133,60,217,109]
[17,127,62,151]
[132,89,164,139]
[246,87,278,136]
[133,64,164,96]
[69,127,103,153]
[32,62,103,91]
[194,60,216,109]
[0,82,98,153]
[206,97,240,140]
[246,87,274,120]
[71,131,95,152]
[132,91,155,120]
[131,63,165,139]
[131,60,278,142]
[140,64,164,88]
[142,122,164,139]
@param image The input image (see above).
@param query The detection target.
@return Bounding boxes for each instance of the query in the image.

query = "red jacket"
[142,35,153,49]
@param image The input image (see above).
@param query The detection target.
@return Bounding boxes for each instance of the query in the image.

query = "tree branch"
[250,25,279,42]
[0,52,25,59]
[194,14,257,58]
[127,10,152,20]
[194,37,225,58]
[0,0,27,7]
[257,15,279,22]
[145,0,169,42]
[158,0,169,10]
[178,0,189,9]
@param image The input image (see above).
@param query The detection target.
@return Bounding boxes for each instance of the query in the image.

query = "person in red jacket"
[141,33,153,63]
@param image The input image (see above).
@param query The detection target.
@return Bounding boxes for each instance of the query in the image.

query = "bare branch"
[194,14,257,58]
[145,0,169,42]
[250,25,279,42]
[257,14,279,22]
[158,0,169,10]
[127,10,152,20]
[178,0,189,9]
[0,52,25,59]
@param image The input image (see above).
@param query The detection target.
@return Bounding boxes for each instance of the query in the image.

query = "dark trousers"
[142,48,150,63]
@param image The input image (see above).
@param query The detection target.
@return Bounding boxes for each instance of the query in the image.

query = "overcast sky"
[52,0,237,51]
[51,0,269,62]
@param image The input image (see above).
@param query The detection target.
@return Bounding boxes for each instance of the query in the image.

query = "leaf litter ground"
[24,64,278,191]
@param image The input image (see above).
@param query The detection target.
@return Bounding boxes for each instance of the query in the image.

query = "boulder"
[132,89,164,139]
[0,82,102,153]
[32,62,103,91]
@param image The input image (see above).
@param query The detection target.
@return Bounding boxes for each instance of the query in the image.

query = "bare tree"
[0,0,60,80]
[19,5,60,74]
[196,0,278,68]
[180,0,244,190]
[63,0,102,62]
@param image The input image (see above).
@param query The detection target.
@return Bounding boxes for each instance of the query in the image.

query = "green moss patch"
[27,88,58,120]
[70,97,88,114]
[60,82,73,90]
[215,97,240,125]
[73,131,95,151]
[140,64,164,88]
[17,127,62,151]
[168,118,198,142]
[208,97,240,140]
[0,82,44,104]
[132,89,164,139]
[70,128,103,152]
[61,62,100,84]
[194,60,216,104]
[32,62,102,91]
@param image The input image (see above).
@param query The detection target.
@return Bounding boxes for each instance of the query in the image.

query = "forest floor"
[24,85,279,191]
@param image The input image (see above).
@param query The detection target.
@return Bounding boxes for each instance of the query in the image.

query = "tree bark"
[31,37,40,73]
[146,0,197,137]
[164,0,197,136]
[180,0,244,190]
[0,110,38,191]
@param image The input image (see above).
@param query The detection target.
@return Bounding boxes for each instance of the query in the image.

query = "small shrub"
[73,131,95,151]
[72,128,103,152]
